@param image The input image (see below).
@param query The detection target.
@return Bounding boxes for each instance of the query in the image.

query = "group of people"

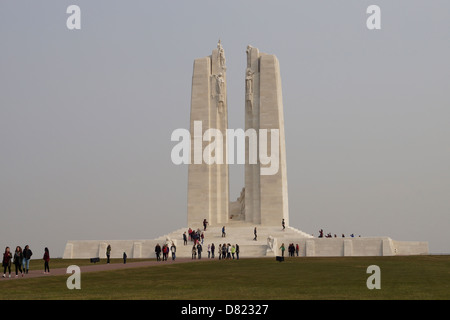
[154,242,177,261]
[183,224,241,260]
[191,242,240,260]
[106,245,128,264]
[2,245,50,279]
[318,229,360,238]
[185,228,205,245]
[278,243,300,257]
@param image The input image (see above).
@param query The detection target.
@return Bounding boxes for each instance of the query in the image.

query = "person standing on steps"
[183,232,188,245]
[282,219,285,231]
[253,227,257,241]
[222,226,226,238]
[235,244,240,260]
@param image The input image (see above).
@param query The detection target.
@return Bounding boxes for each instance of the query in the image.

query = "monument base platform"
[63,222,428,259]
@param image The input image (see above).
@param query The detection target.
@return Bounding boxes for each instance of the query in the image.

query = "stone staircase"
[153,223,313,258]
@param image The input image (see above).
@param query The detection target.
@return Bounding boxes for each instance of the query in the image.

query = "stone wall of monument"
[187,43,229,228]
[244,46,289,227]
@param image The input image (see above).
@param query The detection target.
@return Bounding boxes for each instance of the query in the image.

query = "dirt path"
[0,258,203,281]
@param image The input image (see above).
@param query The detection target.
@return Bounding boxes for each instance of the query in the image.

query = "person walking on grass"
[13,246,23,278]
[43,247,50,274]
[22,245,32,274]
[2,247,12,278]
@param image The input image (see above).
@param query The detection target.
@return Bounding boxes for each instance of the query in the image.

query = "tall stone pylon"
[244,45,289,226]
[187,41,229,227]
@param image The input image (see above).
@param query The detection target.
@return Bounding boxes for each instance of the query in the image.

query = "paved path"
[0,258,204,281]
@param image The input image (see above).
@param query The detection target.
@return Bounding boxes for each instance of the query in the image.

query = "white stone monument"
[63,43,429,259]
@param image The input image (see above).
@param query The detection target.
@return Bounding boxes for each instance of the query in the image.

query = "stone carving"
[213,72,225,113]
[246,68,253,94]
[267,236,274,250]
[216,73,225,95]
[245,68,254,111]
[218,40,226,69]
[246,44,254,68]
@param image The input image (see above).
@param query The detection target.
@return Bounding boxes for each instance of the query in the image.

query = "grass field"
[0,255,449,300]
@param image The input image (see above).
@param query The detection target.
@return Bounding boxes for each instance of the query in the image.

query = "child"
[2,247,12,278]
[43,247,50,274]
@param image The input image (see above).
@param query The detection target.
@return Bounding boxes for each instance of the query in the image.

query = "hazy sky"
[1,1,449,257]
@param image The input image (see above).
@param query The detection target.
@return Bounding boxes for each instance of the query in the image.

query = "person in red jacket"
[43,247,50,274]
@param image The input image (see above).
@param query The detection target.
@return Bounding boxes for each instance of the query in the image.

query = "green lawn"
[1,255,449,300]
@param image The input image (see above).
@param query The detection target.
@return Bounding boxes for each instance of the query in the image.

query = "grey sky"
[1,0,449,257]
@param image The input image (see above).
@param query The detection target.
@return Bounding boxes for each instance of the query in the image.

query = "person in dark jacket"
[155,244,162,261]
[43,247,50,274]
[183,232,188,245]
[22,245,32,274]
[13,246,23,278]
[2,247,12,278]
[106,245,111,264]
[197,243,202,259]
